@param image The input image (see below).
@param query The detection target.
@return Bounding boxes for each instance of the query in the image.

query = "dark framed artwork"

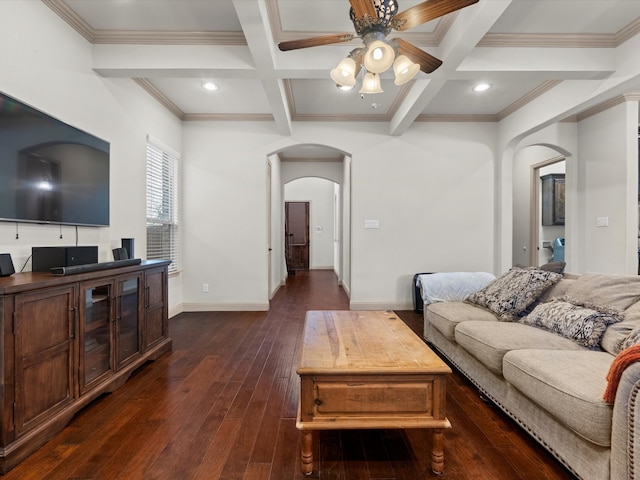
[541,174,565,226]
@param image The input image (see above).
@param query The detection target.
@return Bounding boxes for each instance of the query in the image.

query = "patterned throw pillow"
[466,267,562,321]
[619,323,640,351]
[522,300,622,349]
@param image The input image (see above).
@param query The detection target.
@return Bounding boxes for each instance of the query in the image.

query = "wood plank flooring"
[3,270,575,479]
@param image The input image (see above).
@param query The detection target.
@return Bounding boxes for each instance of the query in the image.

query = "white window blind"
[146,139,179,273]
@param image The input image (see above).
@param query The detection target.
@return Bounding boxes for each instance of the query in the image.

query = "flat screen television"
[0,92,109,226]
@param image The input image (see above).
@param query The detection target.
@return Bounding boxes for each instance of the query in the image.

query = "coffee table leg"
[431,429,444,475]
[301,431,313,476]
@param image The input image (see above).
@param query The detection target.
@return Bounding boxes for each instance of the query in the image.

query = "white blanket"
[417,272,495,305]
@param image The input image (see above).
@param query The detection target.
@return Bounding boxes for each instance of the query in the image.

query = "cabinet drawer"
[315,381,433,416]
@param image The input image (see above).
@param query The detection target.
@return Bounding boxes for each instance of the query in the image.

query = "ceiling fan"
[278,0,479,93]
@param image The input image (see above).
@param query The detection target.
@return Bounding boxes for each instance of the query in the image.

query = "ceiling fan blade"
[278,33,355,51]
[349,0,377,20]
[395,38,442,74]
[393,0,479,31]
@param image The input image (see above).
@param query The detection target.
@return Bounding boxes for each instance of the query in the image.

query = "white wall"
[578,101,639,274]
[182,121,498,311]
[0,1,183,313]
[284,177,335,269]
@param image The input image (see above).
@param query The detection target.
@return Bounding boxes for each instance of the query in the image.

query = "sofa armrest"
[611,361,640,480]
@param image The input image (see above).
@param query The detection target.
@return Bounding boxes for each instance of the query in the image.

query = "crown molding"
[477,33,616,48]
[92,31,246,45]
[42,0,93,42]
[42,0,246,45]
[478,17,640,48]
[498,80,562,120]
[182,113,275,122]
[576,93,640,121]
[415,114,497,122]
[133,78,184,119]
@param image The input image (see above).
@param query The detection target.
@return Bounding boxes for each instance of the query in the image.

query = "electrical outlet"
[202,283,209,293]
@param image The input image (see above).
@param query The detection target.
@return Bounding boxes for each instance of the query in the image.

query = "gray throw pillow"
[466,267,562,321]
[522,299,621,349]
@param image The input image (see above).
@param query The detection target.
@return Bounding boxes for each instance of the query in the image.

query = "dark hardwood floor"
[4,270,575,479]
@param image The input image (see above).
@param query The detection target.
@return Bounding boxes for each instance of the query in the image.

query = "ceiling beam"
[232,0,291,136]
[390,0,513,136]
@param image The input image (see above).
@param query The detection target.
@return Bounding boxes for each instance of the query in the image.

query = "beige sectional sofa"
[419,268,640,480]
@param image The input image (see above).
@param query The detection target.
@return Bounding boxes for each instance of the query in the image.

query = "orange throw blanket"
[604,344,640,404]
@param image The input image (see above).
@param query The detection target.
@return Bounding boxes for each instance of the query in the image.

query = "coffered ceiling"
[43,0,640,139]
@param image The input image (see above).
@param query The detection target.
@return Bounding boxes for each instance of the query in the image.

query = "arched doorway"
[267,144,352,300]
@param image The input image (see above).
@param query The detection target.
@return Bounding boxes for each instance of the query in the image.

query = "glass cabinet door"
[116,274,142,367]
[81,282,113,391]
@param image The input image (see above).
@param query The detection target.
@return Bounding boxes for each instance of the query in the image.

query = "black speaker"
[121,238,134,259]
[0,254,15,277]
[112,247,129,260]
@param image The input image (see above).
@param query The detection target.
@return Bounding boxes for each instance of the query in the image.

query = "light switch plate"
[364,219,380,229]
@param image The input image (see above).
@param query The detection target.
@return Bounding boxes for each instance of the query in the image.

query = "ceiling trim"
[498,80,562,120]
[576,93,640,121]
[43,0,93,42]
[183,113,275,122]
[415,114,497,122]
[133,78,184,119]
[292,113,391,122]
[478,33,616,48]
[478,18,640,48]
[92,31,246,46]
[42,0,246,45]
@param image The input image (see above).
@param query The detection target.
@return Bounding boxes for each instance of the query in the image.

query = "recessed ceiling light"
[202,82,219,91]
[473,83,491,93]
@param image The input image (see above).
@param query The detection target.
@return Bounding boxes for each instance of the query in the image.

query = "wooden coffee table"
[296,310,452,477]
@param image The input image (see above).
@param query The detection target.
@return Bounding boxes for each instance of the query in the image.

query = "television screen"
[0,92,110,226]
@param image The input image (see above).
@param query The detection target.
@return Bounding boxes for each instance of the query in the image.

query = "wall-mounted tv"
[0,92,109,226]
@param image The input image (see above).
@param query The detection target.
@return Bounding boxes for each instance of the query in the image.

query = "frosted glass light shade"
[359,72,383,94]
[363,40,395,74]
[393,55,420,85]
[330,57,357,87]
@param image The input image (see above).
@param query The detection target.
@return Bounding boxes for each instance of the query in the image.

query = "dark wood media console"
[0,259,172,473]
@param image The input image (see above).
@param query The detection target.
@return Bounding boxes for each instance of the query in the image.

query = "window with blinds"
[146,139,179,273]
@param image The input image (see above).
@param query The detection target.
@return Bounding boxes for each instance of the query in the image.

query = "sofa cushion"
[503,349,614,447]
[454,321,584,376]
[602,301,640,353]
[466,267,562,321]
[563,273,640,316]
[521,300,621,349]
[426,302,498,341]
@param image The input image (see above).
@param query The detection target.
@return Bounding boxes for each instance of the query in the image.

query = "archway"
[267,144,352,300]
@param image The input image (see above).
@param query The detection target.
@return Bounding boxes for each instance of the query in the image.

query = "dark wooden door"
[285,201,309,273]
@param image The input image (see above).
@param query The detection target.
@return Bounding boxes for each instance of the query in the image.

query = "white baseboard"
[349,301,413,311]
[181,302,269,312]
[169,304,183,318]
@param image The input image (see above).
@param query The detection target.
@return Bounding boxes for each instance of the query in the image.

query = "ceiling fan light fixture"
[330,57,357,87]
[393,55,419,85]
[359,72,383,94]
[363,40,395,74]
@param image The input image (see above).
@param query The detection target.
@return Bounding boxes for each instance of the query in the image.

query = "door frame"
[529,155,565,266]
